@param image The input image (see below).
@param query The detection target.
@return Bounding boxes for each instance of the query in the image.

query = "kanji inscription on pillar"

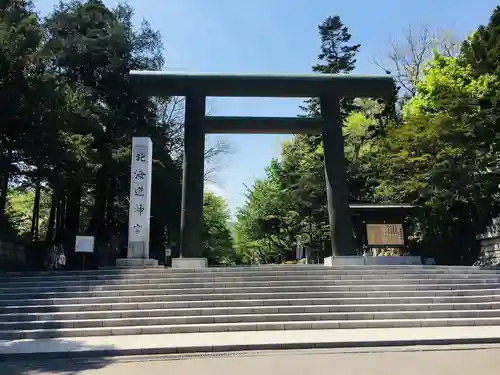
[128,138,153,259]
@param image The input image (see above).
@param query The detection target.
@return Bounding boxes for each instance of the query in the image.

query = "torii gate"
[129,71,393,267]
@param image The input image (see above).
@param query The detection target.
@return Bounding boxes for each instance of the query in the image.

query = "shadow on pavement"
[0,340,116,375]
[0,270,124,374]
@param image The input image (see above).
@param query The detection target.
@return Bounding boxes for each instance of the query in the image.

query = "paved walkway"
[3,345,500,375]
[3,326,500,358]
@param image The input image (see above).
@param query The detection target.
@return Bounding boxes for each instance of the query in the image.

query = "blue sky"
[36,0,499,216]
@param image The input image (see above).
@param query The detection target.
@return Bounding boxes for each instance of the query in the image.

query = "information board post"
[75,235,95,270]
[164,226,172,267]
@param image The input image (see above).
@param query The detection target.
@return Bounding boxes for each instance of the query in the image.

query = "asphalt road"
[3,345,500,375]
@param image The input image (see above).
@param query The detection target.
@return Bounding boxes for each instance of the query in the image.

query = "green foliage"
[235,15,378,263]
[236,6,500,265]
[234,175,295,264]
[0,0,191,268]
[375,53,500,262]
[461,6,500,76]
[203,192,235,265]
[2,1,500,269]
[5,188,51,240]
[301,15,360,117]
[234,138,329,263]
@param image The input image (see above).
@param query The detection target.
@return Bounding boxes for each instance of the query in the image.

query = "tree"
[234,15,365,264]
[5,188,51,241]
[301,15,360,117]
[236,6,500,266]
[234,163,299,264]
[461,6,500,76]
[234,139,332,264]
[0,0,42,224]
[202,192,234,265]
[374,25,462,101]
[45,0,158,233]
[37,0,185,266]
[0,0,236,269]
[343,98,391,202]
[376,53,500,263]
[0,0,95,249]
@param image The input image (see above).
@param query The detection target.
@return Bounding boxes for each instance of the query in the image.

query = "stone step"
[4,265,500,341]
[4,278,500,294]
[1,266,499,282]
[2,309,500,332]
[2,283,500,301]
[0,263,486,272]
[2,316,500,340]
[1,294,499,313]
[4,274,500,289]
[4,301,500,322]
[4,288,500,307]
[0,264,318,275]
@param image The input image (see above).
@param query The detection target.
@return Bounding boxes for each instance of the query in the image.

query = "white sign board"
[75,236,95,253]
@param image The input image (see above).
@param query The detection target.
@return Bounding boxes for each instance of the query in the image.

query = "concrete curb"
[3,337,500,361]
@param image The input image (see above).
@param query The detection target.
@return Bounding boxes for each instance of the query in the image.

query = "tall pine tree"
[301,15,360,118]
[0,0,41,225]
[461,6,500,76]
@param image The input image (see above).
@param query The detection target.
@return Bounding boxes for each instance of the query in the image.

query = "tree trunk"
[105,175,116,225]
[88,167,108,238]
[46,186,58,244]
[29,168,42,243]
[0,172,8,224]
[30,180,41,243]
[0,149,12,224]
[63,182,83,256]
[55,192,66,244]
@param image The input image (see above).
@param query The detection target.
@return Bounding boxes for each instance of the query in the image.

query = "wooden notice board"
[366,223,404,246]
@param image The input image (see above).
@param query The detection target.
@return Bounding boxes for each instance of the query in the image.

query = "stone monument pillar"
[116,137,158,267]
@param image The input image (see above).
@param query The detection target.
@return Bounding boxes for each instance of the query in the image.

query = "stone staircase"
[1,265,500,340]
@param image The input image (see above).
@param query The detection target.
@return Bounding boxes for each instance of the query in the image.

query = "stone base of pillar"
[171,257,207,269]
[324,255,422,266]
[324,256,365,266]
[116,258,159,268]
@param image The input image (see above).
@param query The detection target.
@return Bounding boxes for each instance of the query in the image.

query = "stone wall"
[0,240,27,271]
[476,216,500,267]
